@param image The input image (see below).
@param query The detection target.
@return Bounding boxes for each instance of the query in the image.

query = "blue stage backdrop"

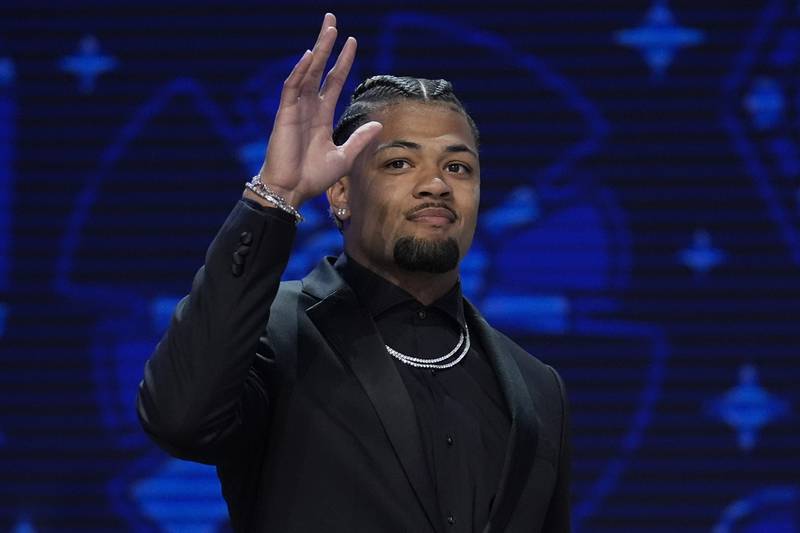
[0,1,798,531]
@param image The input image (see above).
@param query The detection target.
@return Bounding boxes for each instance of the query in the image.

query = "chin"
[392,235,460,273]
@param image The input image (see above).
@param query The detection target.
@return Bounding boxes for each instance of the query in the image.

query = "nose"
[413,172,452,199]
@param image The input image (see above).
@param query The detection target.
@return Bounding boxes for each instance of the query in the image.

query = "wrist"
[242,188,278,209]
[255,175,304,209]
[244,176,304,224]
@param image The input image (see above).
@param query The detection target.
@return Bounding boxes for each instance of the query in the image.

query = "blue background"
[0,1,798,531]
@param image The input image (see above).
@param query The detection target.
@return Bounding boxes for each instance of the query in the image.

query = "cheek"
[377,203,407,240]
[460,184,480,223]
[359,187,402,244]
[372,204,391,236]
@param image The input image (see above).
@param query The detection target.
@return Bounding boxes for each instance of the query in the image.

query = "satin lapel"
[464,300,540,533]
[303,259,442,533]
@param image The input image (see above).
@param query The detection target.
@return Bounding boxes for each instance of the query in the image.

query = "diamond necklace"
[385,323,471,370]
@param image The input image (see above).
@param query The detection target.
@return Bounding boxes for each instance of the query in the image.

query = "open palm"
[256,13,382,209]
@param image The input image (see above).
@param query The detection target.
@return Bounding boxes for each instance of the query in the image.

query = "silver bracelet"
[245,175,304,225]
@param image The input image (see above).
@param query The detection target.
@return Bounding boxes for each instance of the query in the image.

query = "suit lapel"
[464,300,540,533]
[303,258,442,533]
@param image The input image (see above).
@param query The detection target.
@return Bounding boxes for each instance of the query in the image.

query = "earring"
[337,207,347,217]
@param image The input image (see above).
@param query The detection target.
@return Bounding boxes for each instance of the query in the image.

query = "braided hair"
[332,75,480,148]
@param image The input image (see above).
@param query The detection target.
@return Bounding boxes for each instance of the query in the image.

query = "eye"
[446,162,471,174]
[385,159,411,170]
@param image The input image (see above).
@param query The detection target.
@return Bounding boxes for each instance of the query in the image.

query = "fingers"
[340,121,383,163]
[319,36,356,107]
[301,26,339,97]
[280,49,314,105]
[279,13,337,106]
[314,13,336,46]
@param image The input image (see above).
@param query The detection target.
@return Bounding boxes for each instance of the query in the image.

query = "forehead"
[369,102,477,151]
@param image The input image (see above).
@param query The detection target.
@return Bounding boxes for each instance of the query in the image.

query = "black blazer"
[137,201,571,533]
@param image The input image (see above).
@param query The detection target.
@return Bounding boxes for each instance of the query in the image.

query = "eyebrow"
[374,140,478,159]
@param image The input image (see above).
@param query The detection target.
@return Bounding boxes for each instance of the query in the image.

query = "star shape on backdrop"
[706,364,791,452]
[678,229,726,275]
[722,0,800,267]
[744,77,785,130]
[615,0,704,80]
[59,35,117,94]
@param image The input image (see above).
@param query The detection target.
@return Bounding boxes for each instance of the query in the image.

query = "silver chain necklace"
[385,323,471,370]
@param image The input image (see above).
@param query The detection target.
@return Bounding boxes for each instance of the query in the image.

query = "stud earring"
[337,207,347,217]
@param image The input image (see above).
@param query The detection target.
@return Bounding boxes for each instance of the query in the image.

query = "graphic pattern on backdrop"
[0,1,798,532]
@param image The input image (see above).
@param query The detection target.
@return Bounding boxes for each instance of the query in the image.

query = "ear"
[326,176,351,223]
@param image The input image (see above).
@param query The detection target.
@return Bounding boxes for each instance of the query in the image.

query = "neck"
[346,249,459,306]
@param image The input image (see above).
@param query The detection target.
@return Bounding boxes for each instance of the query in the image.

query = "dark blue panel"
[0,1,797,532]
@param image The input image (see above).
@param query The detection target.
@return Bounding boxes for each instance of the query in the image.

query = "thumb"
[340,121,382,164]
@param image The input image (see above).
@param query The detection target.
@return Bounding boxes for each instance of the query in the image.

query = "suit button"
[232,252,245,265]
[446,435,454,446]
[231,263,243,277]
[236,244,251,256]
[239,231,253,245]
[447,515,455,525]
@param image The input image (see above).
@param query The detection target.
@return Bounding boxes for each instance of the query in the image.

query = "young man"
[137,13,571,533]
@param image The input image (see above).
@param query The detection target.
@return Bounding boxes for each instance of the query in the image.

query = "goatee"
[393,236,460,273]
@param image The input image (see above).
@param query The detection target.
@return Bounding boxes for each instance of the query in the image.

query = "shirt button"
[447,514,455,525]
[446,435,454,446]
[417,309,427,319]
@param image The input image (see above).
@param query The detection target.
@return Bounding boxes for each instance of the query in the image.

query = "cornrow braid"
[332,75,480,148]
[329,75,480,230]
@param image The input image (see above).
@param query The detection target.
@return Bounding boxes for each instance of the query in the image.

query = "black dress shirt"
[339,254,511,533]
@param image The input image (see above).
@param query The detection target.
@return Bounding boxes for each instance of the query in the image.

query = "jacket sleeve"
[542,365,572,532]
[136,199,296,464]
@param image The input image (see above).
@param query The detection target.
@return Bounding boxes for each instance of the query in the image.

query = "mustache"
[405,202,458,220]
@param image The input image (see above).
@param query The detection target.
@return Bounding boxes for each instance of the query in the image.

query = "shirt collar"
[336,253,466,329]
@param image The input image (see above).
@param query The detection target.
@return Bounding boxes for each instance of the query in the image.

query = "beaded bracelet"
[245,175,304,225]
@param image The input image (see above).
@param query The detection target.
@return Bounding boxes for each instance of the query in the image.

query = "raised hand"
[251,13,382,209]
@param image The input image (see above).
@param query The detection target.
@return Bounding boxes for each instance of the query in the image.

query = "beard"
[393,236,460,273]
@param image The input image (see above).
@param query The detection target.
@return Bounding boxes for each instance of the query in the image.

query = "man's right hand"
[248,13,383,210]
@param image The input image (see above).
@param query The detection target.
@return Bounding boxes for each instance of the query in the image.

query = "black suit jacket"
[137,201,571,532]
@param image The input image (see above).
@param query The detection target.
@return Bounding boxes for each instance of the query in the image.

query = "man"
[137,13,571,533]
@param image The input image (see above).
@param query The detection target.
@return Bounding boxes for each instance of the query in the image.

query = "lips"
[407,206,457,224]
